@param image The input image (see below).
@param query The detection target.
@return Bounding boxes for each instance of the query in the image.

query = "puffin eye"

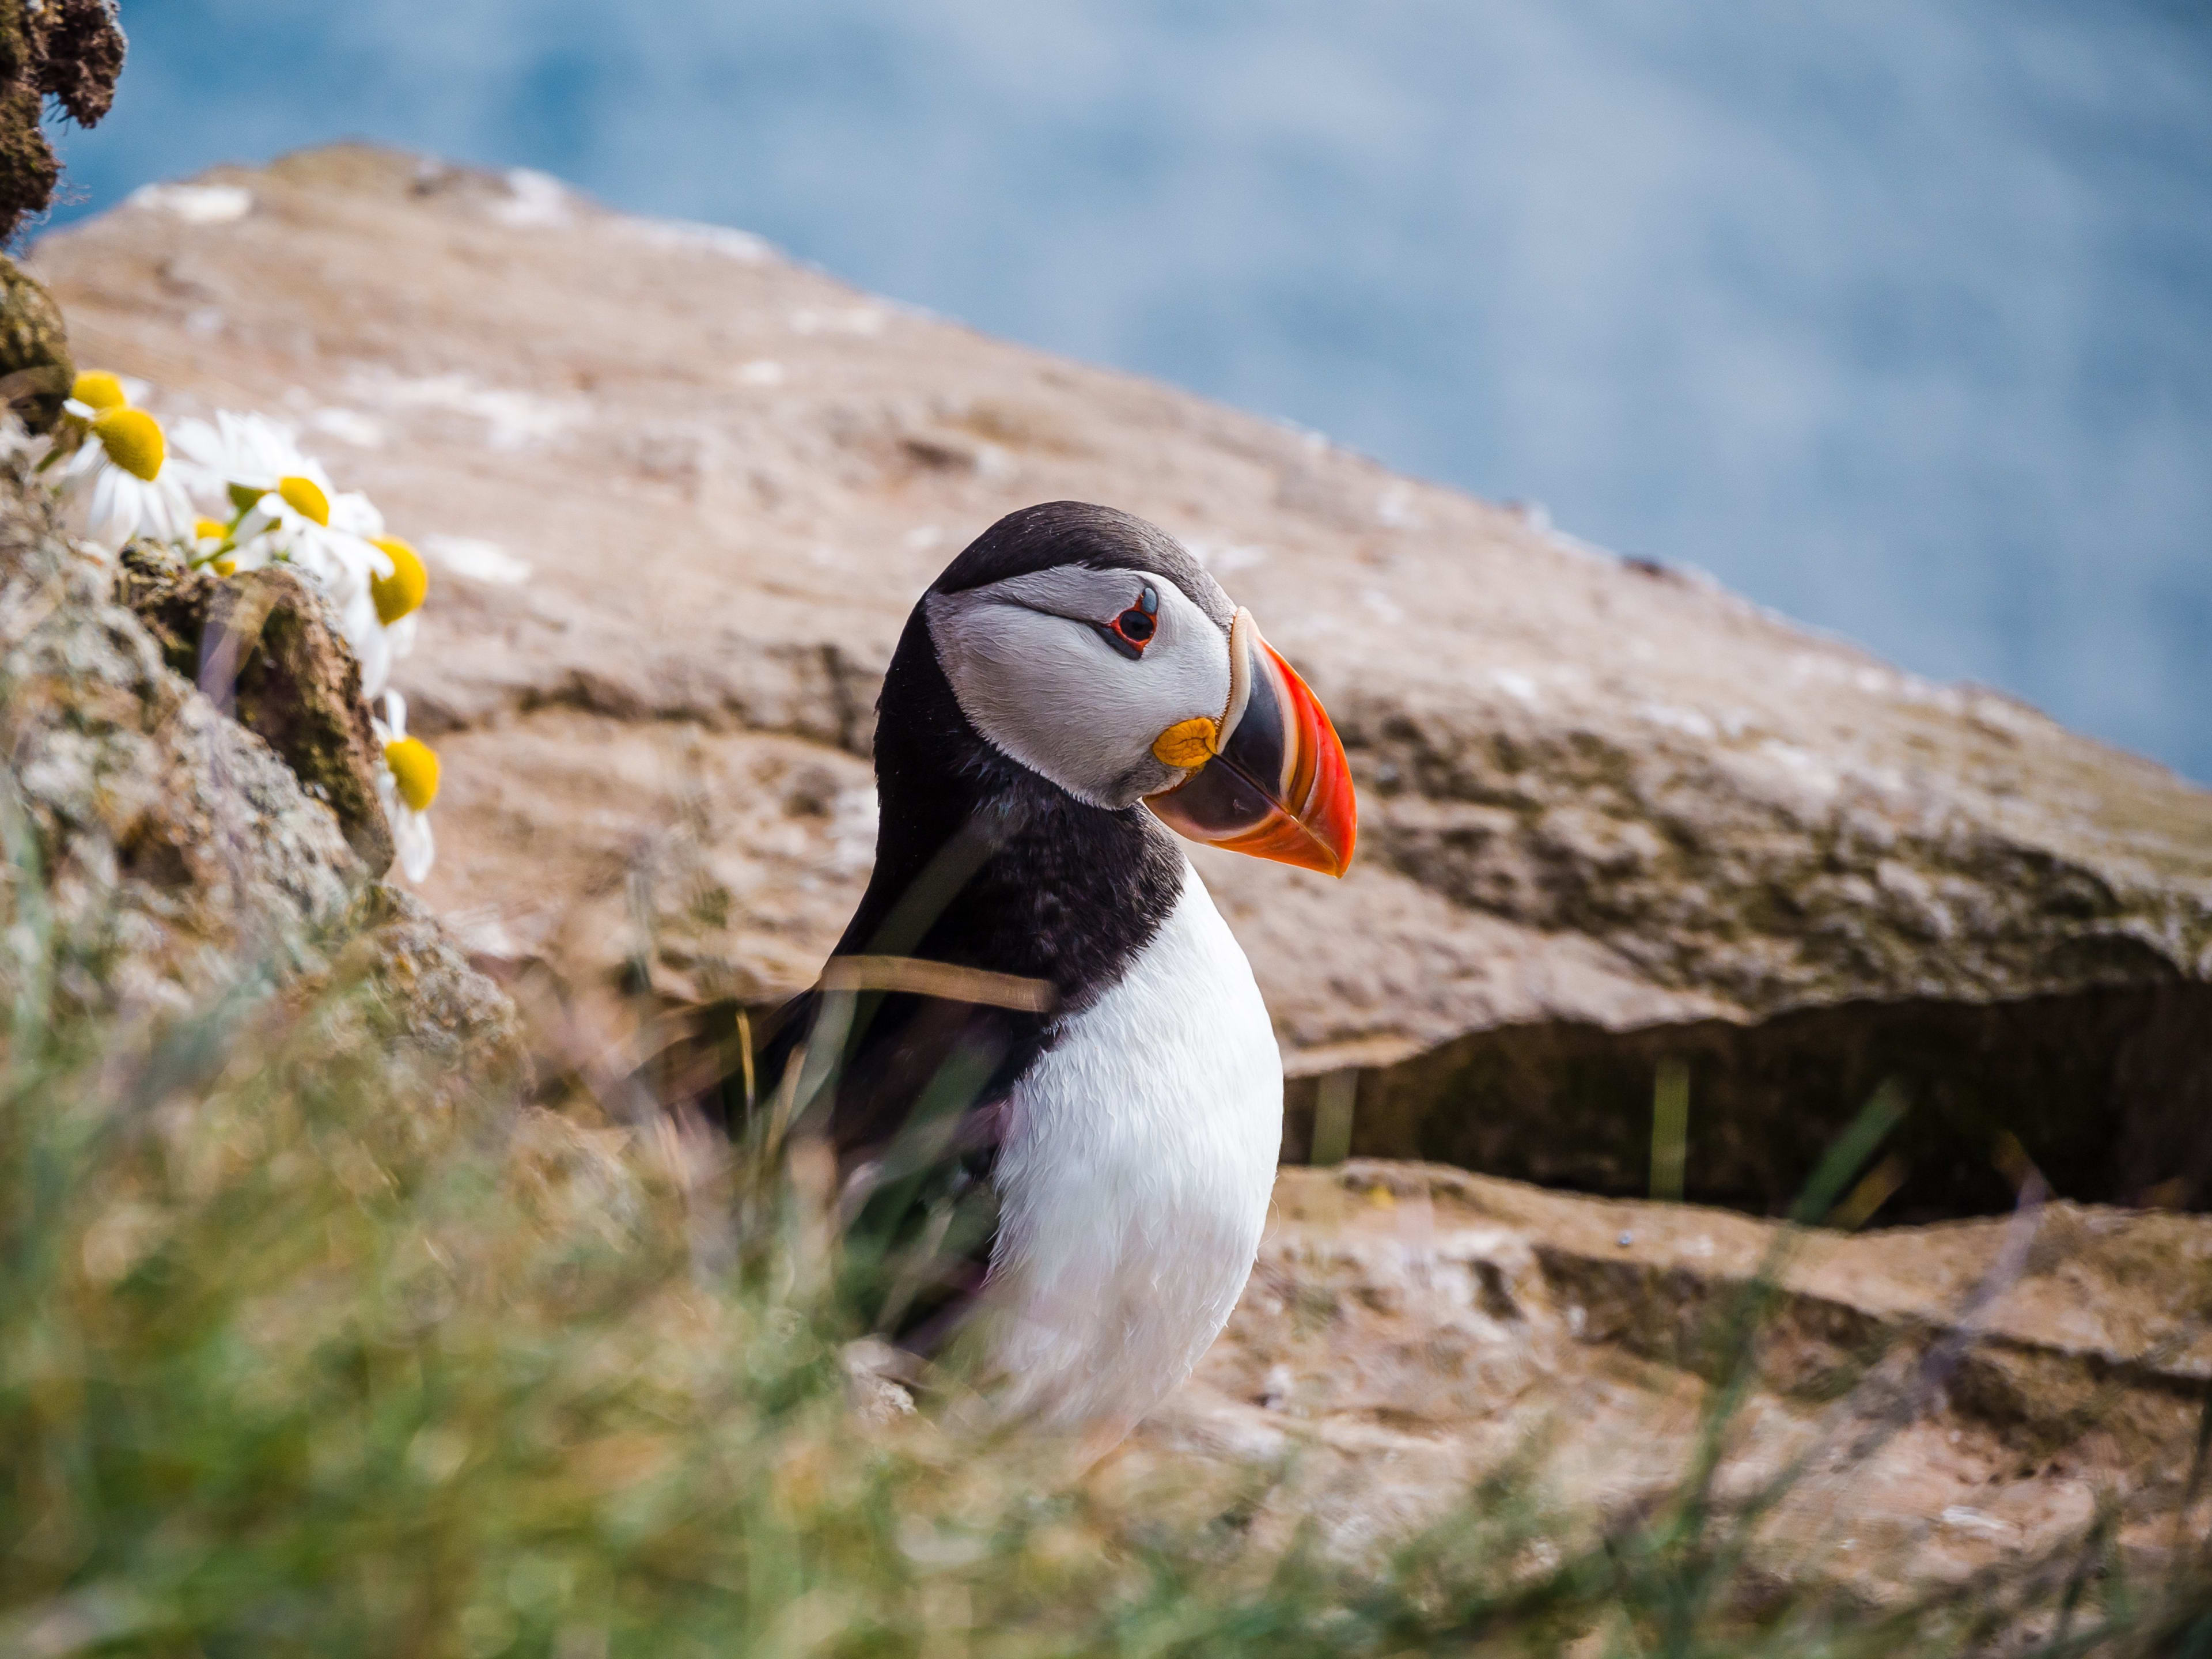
[1099,585,1160,658]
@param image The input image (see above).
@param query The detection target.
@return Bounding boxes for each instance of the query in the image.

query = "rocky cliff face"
[1135,1161,2212,1603]
[0,445,514,1080]
[114,546,396,874]
[33,143,2212,1215]
[24,143,2212,1609]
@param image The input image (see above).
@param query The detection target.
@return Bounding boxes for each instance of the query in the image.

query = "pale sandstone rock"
[34,143,2212,1210]
[26,145,2212,1601]
[1130,1162,2212,1603]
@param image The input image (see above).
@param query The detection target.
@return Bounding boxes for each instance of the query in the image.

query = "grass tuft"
[2,939,2210,1656]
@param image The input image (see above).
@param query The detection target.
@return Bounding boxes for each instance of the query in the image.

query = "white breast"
[986,862,1282,1435]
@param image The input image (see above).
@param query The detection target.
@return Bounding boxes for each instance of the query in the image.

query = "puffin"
[738,500,1356,1440]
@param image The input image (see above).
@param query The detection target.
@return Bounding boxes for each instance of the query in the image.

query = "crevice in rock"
[1285,982,2212,1219]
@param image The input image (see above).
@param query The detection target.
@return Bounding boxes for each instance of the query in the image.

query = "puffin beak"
[1145,610,1358,877]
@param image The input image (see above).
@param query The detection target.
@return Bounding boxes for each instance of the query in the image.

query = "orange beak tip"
[1143,620,1359,877]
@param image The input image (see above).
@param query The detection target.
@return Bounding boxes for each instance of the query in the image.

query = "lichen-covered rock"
[31,0,124,129]
[0,459,358,1013]
[305,881,525,1095]
[116,545,395,874]
[0,0,123,243]
[0,446,511,1082]
[0,258,71,432]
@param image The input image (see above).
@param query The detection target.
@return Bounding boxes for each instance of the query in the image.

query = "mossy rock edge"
[116,546,397,877]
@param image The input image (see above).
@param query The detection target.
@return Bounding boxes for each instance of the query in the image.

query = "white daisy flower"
[172,409,363,581]
[60,387,446,849]
[247,482,379,600]
[188,515,240,575]
[59,369,134,425]
[372,689,440,882]
[169,410,426,696]
[52,372,193,553]
[308,492,424,700]
[213,524,276,574]
[349,532,427,701]
[171,409,331,515]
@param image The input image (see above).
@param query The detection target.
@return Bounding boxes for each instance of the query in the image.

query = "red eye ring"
[1111,606,1156,648]
[1099,583,1161,659]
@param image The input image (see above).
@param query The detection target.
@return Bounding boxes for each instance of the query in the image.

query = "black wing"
[687,978,1052,1351]
[671,571,1184,1349]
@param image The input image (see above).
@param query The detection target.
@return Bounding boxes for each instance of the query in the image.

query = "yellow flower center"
[1151,715,1220,770]
[369,535,429,625]
[384,737,440,812]
[213,558,237,577]
[277,475,329,527]
[194,516,227,541]
[93,408,165,482]
[71,370,127,412]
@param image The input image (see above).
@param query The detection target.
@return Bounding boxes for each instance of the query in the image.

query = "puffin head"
[920,501,1356,876]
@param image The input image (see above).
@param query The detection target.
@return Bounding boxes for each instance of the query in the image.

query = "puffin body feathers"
[740,502,1327,1435]
[990,866,1281,1431]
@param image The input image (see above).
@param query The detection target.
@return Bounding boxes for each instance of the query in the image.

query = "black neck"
[836,605,1185,1013]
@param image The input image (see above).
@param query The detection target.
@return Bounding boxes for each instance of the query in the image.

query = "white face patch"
[925,564,1234,808]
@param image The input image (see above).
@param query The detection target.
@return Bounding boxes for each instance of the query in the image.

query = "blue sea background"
[48,1,2212,780]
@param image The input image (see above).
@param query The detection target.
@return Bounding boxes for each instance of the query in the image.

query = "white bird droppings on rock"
[1940,1507,2014,1540]
[422,535,532,586]
[829,787,880,876]
[127,183,253,224]
[345,370,585,452]
[789,306,885,338]
[488,168,572,229]
[1188,540,1267,573]
[1492,668,1540,704]
[620,216,776,263]
[308,408,385,449]
[1377,483,1424,529]
[1361,587,1407,624]
[1636,702,1720,741]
